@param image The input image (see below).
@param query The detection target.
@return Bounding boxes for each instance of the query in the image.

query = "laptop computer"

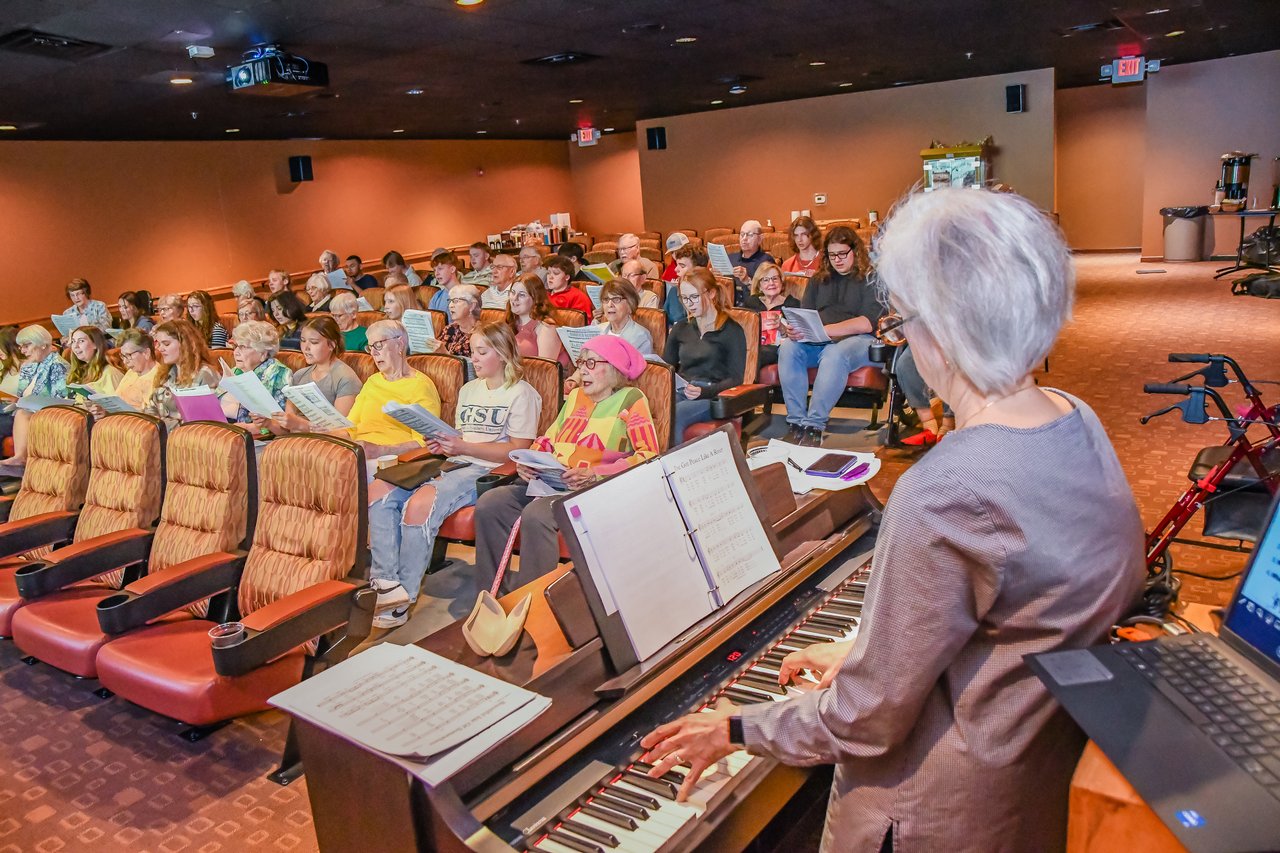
[1028,495,1280,853]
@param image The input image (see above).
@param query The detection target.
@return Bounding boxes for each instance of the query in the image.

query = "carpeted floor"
[1,255,1275,852]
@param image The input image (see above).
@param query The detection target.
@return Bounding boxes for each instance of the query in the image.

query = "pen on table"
[841,462,871,481]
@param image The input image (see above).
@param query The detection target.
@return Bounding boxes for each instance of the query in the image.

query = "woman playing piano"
[641,188,1146,852]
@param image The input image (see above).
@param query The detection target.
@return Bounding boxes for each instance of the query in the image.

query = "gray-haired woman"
[440,284,482,357]
[219,320,292,424]
[641,188,1146,853]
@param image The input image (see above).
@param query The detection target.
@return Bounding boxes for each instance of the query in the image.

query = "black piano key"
[818,606,860,621]
[560,818,620,848]
[631,761,686,784]
[592,792,649,819]
[795,623,844,639]
[621,770,678,799]
[737,674,786,695]
[579,802,637,831]
[806,615,852,632]
[546,829,604,852]
[601,784,659,810]
[722,687,771,705]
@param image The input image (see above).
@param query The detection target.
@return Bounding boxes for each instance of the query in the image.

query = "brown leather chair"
[209,348,235,367]
[413,285,436,309]
[703,227,733,242]
[584,250,615,266]
[94,434,373,733]
[762,233,793,260]
[552,308,588,329]
[406,354,466,425]
[479,308,508,327]
[783,274,810,302]
[218,313,238,334]
[639,247,662,264]
[634,307,668,355]
[361,287,385,310]
[427,310,448,339]
[13,422,253,679]
[340,353,378,384]
[355,310,384,328]
[670,229,698,240]
[276,350,308,373]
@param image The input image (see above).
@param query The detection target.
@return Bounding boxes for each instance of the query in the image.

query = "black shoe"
[784,424,806,443]
[800,427,825,447]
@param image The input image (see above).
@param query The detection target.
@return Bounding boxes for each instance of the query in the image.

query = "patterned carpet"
[0,255,1274,851]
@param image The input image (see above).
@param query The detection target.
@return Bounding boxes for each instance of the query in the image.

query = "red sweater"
[548,284,594,316]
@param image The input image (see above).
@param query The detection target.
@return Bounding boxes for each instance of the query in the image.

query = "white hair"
[449,284,482,318]
[17,324,53,347]
[330,291,358,314]
[319,250,339,265]
[231,280,255,300]
[367,319,408,349]
[231,320,280,357]
[306,271,332,295]
[872,188,1073,396]
[740,219,762,234]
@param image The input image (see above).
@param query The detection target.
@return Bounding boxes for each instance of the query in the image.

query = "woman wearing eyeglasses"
[440,284,482,358]
[111,329,160,411]
[219,320,292,425]
[342,319,441,459]
[0,325,70,477]
[186,290,227,349]
[743,262,800,368]
[777,225,883,447]
[473,335,659,593]
[664,267,747,441]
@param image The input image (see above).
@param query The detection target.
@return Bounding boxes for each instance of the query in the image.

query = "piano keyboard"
[524,575,868,852]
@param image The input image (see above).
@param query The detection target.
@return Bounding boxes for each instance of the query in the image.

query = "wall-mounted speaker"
[646,127,667,151]
[1005,84,1026,113]
[288,155,314,182]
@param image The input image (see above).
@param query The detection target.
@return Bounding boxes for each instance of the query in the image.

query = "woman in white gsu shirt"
[367,322,542,628]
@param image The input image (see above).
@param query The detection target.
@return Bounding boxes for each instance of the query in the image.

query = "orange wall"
[568,131,646,236]
[0,138,575,322]
[635,68,1056,234]
[1141,50,1280,259]
[1055,84,1147,250]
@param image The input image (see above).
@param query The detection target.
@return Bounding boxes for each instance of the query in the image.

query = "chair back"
[551,308,588,329]
[479,308,508,327]
[10,406,92,558]
[276,350,308,373]
[762,233,792,259]
[727,308,760,383]
[639,247,661,263]
[355,310,383,328]
[638,238,660,249]
[521,357,563,435]
[218,313,238,333]
[208,348,234,369]
[783,274,810,301]
[361,287,385,310]
[565,235,590,248]
[427,310,448,338]
[703,227,732,242]
[407,354,466,425]
[594,234,621,247]
[412,285,436,309]
[239,435,365,619]
[670,229,697,239]
[634,361,675,452]
[591,241,618,254]
[584,250,615,266]
[340,353,379,383]
[634,308,667,355]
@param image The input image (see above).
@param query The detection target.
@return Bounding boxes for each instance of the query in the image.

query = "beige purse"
[461,517,530,657]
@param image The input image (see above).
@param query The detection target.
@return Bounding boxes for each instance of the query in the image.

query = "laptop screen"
[1224,495,1280,669]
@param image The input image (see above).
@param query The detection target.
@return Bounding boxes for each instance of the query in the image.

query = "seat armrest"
[397,448,444,464]
[0,510,79,560]
[488,461,517,476]
[213,579,374,677]
[96,551,246,635]
[710,384,773,420]
[14,528,152,599]
[0,495,13,523]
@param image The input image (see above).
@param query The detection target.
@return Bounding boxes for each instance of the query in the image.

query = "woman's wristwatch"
[728,715,745,747]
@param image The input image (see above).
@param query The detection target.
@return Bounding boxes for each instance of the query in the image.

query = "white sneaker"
[372,606,409,629]
[371,580,410,614]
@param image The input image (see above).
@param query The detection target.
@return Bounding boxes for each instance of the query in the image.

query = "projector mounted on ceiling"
[226,45,328,96]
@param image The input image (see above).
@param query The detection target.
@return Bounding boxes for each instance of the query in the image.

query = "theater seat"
[683,309,771,444]
[755,362,889,427]
[12,422,253,679]
[95,434,372,730]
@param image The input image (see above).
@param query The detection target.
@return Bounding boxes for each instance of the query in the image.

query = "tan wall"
[1141,50,1280,259]
[568,131,646,237]
[1055,85,1147,250]
[0,139,574,322]
[636,68,1056,234]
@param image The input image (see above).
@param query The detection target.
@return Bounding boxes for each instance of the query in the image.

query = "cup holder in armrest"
[95,592,135,634]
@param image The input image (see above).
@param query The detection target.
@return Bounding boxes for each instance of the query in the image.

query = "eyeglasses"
[758,275,782,284]
[680,294,701,304]
[740,230,761,238]
[827,248,854,261]
[876,313,913,346]
[364,338,399,353]
[119,349,147,359]
[447,297,473,304]
[576,357,604,371]
[602,296,627,305]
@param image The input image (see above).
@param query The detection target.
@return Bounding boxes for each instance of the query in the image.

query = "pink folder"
[173,390,227,423]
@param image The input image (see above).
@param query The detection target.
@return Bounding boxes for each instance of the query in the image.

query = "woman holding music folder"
[367,322,542,629]
[341,319,440,458]
[0,325,70,477]
[640,189,1145,853]
[218,320,292,425]
[473,335,659,595]
[252,316,361,436]
[143,319,219,428]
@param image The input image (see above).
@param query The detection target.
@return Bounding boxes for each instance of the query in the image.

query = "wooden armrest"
[710,384,773,419]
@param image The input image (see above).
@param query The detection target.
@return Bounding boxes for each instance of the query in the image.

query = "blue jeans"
[895,346,952,417]
[674,398,714,442]
[778,335,876,429]
[367,462,488,598]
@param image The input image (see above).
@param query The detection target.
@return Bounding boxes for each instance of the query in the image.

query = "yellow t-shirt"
[347,370,441,447]
[116,365,159,410]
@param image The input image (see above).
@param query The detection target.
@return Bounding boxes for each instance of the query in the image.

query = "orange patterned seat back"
[520,357,562,435]
[727,308,760,383]
[76,413,166,588]
[407,354,465,425]
[238,436,365,618]
[634,361,675,452]
[9,406,92,559]
[275,350,307,373]
[634,308,667,355]
[340,353,379,383]
[361,287,385,310]
[552,308,588,329]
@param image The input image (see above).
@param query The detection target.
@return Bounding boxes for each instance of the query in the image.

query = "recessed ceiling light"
[225,128,240,133]
[808,61,826,67]
[838,82,853,87]
[675,36,697,44]
[1165,29,1185,36]
[710,99,724,105]
[728,85,746,95]
[1146,7,1170,14]
[603,127,615,132]
[569,98,583,104]
[406,88,424,95]
[456,0,485,5]
[0,125,16,131]
[170,77,194,85]
[476,129,487,134]
[392,129,405,133]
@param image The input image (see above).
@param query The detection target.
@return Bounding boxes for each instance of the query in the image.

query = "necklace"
[959,385,1037,429]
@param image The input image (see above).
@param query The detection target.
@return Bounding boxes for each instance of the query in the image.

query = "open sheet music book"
[400,310,438,355]
[557,428,781,665]
[780,307,831,344]
[555,325,603,363]
[383,401,459,439]
[580,263,614,284]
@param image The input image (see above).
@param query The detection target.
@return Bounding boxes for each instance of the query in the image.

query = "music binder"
[554,425,783,671]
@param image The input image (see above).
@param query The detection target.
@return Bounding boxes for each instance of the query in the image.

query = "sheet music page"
[706,243,735,277]
[556,326,603,363]
[382,401,460,439]
[269,643,549,765]
[355,295,374,311]
[780,307,831,344]
[281,382,354,430]
[585,284,604,311]
[662,430,780,605]
[581,264,614,283]
[87,393,138,414]
[50,314,79,337]
[561,461,714,660]
[218,369,284,416]
[400,310,438,354]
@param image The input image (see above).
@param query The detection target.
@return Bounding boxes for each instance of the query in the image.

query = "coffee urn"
[1220,152,1256,207]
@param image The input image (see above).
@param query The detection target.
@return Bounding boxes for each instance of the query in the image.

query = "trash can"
[1160,206,1210,262]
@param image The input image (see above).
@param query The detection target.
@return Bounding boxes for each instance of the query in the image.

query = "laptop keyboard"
[1116,637,1280,799]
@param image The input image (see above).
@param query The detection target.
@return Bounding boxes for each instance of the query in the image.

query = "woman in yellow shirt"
[343,319,441,456]
[66,326,122,399]
[89,329,158,414]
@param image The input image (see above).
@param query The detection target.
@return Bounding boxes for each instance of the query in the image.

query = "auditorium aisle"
[0,255,1268,852]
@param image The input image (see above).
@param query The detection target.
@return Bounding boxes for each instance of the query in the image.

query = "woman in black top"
[663,267,747,441]
[268,290,308,351]
[742,262,800,367]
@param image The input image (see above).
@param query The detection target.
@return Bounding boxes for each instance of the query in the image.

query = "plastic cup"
[208,622,246,649]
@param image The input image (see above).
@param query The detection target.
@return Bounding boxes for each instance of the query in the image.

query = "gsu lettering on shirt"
[457,404,509,436]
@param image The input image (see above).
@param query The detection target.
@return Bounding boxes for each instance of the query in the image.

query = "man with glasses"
[618,259,662,310]
[609,232,660,279]
[777,225,883,447]
[482,255,519,309]
[518,246,547,282]
[730,219,776,306]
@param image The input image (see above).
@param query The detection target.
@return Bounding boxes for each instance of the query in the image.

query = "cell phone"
[439,459,472,474]
[804,453,860,478]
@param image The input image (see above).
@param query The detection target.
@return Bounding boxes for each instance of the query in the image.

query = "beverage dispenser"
[1219,152,1256,210]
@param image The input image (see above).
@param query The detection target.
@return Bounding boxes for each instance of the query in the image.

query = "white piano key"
[571,812,665,852]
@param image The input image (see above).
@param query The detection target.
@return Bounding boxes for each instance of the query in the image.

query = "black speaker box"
[646,127,667,151]
[1005,84,1026,113]
[288,155,314,182]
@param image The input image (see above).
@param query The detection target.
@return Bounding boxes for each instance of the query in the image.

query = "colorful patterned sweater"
[533,386,659,474]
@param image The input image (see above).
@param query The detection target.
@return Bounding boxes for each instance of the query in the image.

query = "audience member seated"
[544,256,594,315]
[268,290,309,350]
[330,291,368,353]
[368,322,542,628]
[255,316,361,435]
[781,215,824,277]
[382,250,422,287]
[742,262,800,367]
[186,290,228,348]
[0,325,69,476]
[730,219,777,305]
[474,336,658,593]
[481,253,517,309]
[664,268,748,438]
[441,284,482,357]
[664,244,710,325]
[567,279,656,393]
[892,342,954,447]
[518,246,547,282]
[305,271,335,313]
[155,293,186,324]
[557,241,593,283]
[428,253,463,312]
[0,326,17,449]
[422,248,451,287]
[60,277,112,337]
[381,283,419,323]
[117,290,154,331]
[342,319,442,458]
[345,254,379,290]
[66,326,123,398]
[609,232,661,279]
[110,329,160,411]
[266,268,292,295]
[144,319,219,427]
[238,296,268,325]
[232,279,257,306]
[508,274,570,369]
[220,320,292,425]
[463,242,495,288]
[778,225,882,447]
[616,260,662,312]
[662,232,689,282]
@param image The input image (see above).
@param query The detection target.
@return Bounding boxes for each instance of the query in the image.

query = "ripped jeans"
[367,462,489,599]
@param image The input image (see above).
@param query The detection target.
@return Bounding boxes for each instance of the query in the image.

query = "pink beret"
[581,334,647,380]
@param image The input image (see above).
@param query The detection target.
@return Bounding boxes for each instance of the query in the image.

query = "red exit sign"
[1108,55,1148,84]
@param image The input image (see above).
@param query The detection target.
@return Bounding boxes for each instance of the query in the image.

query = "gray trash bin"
[1160,206,1209,262]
